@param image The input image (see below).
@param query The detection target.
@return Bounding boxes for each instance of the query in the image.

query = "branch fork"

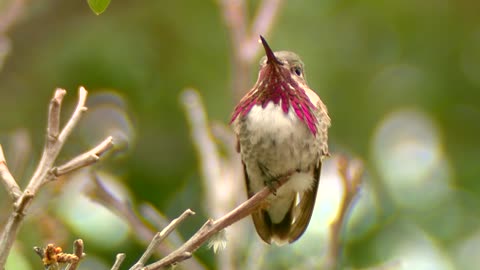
[0,87,114,269]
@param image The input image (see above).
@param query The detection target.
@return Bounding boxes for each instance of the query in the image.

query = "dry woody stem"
[110,253,126,270]
[128,209,195,270]
[143,173,291,269]
[0,87,113,269]
[0,145,21,201]
[91,174,206,270]
[220,0,284,101]
[325,156,364,270]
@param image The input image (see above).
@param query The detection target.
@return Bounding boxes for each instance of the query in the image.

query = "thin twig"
[0,145,21,201]
[50,136,114,179]
[46,88,66,147]
[139,204,184,247]
[111,254,126,270]
[143,173,292,269]
[129,210,195,270]
[89,174,171,255]
[0,87,113,269]
[89,174,206,270]
[182,89,245,269]
[243,0,284,61]
[325,156,363,270]
[0,0,25,34]
[57,87,88,146]
[181,90,223,217]
[220,0,284,101]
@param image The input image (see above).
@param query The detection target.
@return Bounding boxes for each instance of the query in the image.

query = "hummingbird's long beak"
[260,35,282,65]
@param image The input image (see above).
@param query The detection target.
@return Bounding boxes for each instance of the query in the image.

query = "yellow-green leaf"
[87,0,111,15]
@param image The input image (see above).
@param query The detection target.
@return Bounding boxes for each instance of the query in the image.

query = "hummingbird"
[230,36,330,245]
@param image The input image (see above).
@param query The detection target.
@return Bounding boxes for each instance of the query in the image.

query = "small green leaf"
[87,0,111,15]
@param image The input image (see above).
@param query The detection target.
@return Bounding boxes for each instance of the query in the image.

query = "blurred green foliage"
[1,0,480,269]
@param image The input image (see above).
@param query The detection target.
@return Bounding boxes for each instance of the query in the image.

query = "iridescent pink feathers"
[230,64,318,136]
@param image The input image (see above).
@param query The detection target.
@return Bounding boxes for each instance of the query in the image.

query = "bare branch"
[111,254,126,270]
[0,145,21,201]
[47,88,66,147]
[57,87,88,144]
[51,136,114,178]
[139,204,185,247]
[143,172,292,269]
[181,89,247,269]
[181,90,223,216]
[243,0,284,61]
[325,156,364,270]
[129,209,195,270]
[219,0,284,101]
[0,87,113,268]
[89,174,206,270]
[89,174,171,255]
[0,0,25,34]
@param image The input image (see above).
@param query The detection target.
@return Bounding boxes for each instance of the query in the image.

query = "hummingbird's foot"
[258,162,275,179]
[264,178,279,195]
[258,162,279,195]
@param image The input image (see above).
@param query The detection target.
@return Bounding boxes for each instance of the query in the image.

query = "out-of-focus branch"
[181,90,224,217]
[243,0,284,61]
[89,174,172,255]
[89,174,206,270]
[181,89,244,269]
[325,156,364,270]
[0,145,21,201]
[219,0,284,101]
[0,87,113,269]
[143,172,292,269]
[129,210,195,270]
[0,0,25,34]
[0,0,26,69]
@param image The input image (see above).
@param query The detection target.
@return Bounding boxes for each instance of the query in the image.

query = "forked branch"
[0,87,113,269]
[142,173,291,269]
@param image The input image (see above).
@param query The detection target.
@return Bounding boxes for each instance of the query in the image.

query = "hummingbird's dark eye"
[293,66,302,76]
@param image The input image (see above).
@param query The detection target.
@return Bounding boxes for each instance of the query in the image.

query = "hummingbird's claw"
[264,179,279,196]
[258,162,279,195]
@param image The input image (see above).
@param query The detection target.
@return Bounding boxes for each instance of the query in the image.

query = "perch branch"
[0,145,21,201]
[129,209,195,270]
[143,172,292,269]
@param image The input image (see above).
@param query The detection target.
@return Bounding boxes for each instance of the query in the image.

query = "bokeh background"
[1,0,480,269]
